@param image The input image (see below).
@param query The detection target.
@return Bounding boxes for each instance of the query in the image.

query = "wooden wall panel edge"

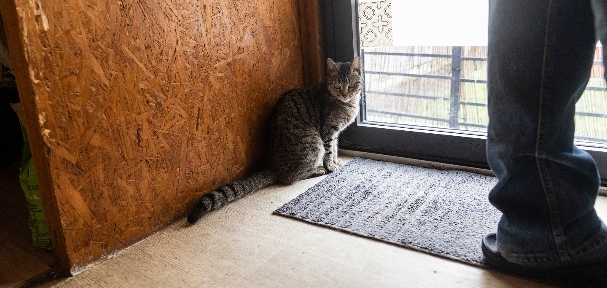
[0,0,71,275]
[298,0,324,87]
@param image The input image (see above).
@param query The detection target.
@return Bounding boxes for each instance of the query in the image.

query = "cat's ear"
[351,56,362,74]
[327,58,338,70]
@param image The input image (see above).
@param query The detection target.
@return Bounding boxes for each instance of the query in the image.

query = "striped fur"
[187,169,277,223]
[187,57,362,224]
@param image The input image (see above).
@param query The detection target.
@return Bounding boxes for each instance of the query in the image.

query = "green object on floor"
[19,122,52,250]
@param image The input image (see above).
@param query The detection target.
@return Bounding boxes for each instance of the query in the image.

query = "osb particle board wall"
[2,0,305,273]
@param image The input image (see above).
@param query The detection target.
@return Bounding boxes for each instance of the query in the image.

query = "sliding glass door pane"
[363,46,489,132]
[362,45,607,143]
[358,0,607,144]
[576,46,607,143]
[324,0,607,183]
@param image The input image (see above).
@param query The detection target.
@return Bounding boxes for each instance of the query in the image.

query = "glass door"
[324,0,607,184]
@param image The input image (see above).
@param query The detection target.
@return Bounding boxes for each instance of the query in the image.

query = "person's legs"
[487,0,607,268]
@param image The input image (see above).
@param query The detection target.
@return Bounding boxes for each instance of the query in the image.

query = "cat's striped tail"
[187,169,277,224]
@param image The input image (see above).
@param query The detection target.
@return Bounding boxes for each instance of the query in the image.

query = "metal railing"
[362,46,607,141]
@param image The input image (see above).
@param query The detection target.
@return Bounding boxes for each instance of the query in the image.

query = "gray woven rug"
[274,157,501,267]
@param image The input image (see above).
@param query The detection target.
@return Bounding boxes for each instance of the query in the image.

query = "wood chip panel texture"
[7,0,303,272]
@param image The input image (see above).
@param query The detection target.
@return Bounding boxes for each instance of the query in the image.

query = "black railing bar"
[461,78,488,83]
[366,75,603,87]
[366,93,603,106]
[363,54,488,61]
[365,95,488,108]
[365,71,452,80]
[584,86,607,91]
[367,103,602,117]
[363,52,453,58]
[365,72,490,84]
[449,46,463,129]
[363,53,601,64]
[366,91,605,107]
[367,109,450,123]
[460,79,605,87]
[461,57,488,61]
[575,135,607,143]
[460,101,487,107]
[366,91,449,101]
[459,122,488,129]
[575,111,607,118]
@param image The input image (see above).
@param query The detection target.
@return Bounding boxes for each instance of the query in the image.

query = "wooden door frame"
[0,1,71,274]
[298,0,325,87]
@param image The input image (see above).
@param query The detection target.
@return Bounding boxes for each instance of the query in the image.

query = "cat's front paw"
[312,166,328,177]
[324,159,342,173]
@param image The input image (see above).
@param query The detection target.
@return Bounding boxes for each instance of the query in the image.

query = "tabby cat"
[187,57,362,224]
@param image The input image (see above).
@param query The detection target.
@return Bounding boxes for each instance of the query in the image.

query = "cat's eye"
[348,81,361,88]
[333,84,341,90]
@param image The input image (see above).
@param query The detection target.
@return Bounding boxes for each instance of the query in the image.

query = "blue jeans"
[487,0,607,268]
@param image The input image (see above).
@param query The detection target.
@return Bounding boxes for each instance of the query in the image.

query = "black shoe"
[482,233,607,286]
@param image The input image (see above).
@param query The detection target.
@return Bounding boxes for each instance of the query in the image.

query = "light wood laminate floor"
[37,156,607,288]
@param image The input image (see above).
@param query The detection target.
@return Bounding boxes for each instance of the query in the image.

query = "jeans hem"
[501,223,607,267]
